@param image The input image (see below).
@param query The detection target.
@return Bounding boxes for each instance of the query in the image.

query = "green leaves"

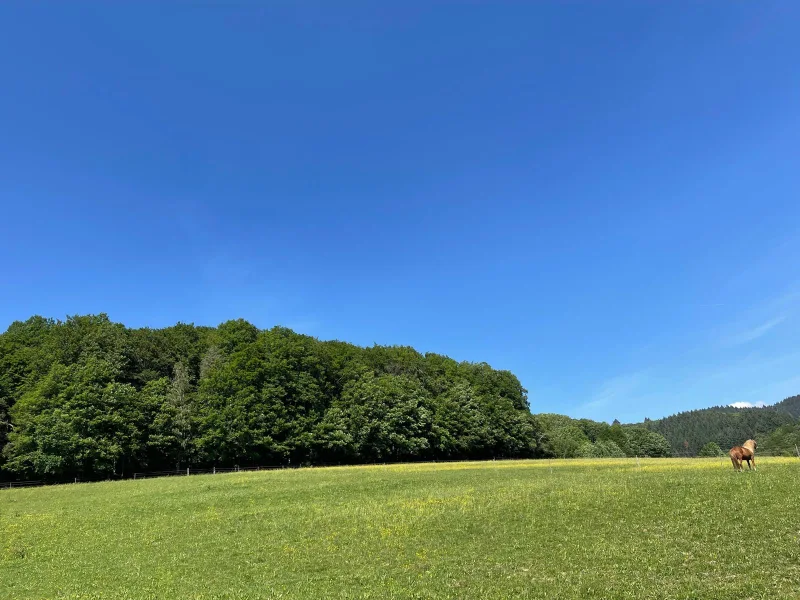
[317,372,432,462]
[544,425,589,459]
[577,439,626,458]
[3,359,149,478]
[759,423,800,456]
[638,404,796,455]
[697,441,723,457]
[530,417,672,459]
[0,313,594,481]
[621,427,672,458]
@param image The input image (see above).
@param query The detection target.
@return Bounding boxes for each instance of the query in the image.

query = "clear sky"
[2,3,799,423]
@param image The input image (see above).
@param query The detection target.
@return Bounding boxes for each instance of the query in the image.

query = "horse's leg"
[746,458,752,470]
[730,455,738,471]
[752,455,756,471]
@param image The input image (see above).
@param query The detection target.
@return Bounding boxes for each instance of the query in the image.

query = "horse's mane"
[742,439,756,453]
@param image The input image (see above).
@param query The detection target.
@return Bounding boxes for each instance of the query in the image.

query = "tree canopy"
[638,403,796,455]
[8,313,782,483]
[1,315,542,481]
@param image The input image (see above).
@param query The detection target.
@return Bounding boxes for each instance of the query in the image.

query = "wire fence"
[0,459,500,489]
[667,451,799,460]
[0,480,44,490]
[2,451,798,491]
[131,465,287,480]
[0,463,308,489]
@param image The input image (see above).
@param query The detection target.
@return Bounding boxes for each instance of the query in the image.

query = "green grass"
[2,458,799,599]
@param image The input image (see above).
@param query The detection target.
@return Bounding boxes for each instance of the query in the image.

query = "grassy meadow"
[2,457,799,599]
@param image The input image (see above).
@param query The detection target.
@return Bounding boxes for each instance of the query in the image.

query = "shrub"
[576,439,626,458]
[697,442,723,457]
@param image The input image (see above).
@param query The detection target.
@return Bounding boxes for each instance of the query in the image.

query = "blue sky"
[2,3,799,422]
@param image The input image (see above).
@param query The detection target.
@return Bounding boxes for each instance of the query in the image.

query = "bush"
[624,427,672,458]
[546,425,590,458]
[595,439,626,457]
[576,440,626,458]
[697,442,723,457]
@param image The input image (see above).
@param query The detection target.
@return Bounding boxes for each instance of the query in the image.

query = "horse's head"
[743,439,757,452]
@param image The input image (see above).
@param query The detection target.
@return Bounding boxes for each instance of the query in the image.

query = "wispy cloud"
[580,372,647,412]
[723,315,785,346]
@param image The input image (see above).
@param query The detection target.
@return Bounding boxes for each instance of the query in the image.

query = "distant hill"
[773,394,800,419]
[638,395,800,455]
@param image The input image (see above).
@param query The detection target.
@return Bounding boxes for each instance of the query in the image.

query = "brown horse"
[729,439,757,472]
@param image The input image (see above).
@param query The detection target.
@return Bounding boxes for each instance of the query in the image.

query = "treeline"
[530,414,671,459]
[0,315,540,480]
[759,423,800,456]
[773,395,800,419]
[0,315,676,482]
[639,395,800,456]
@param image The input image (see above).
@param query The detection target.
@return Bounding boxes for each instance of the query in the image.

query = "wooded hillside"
[639,395,800,456]
[8,314,789,483]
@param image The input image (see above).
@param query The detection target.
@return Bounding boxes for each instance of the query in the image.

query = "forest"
[638,395,800,456]
[2,315,796,483]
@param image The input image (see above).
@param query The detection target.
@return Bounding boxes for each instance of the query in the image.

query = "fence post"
[213,466,216,475]
[186,467,190,476]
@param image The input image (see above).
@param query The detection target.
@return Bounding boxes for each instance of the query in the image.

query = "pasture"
[2,458,799,599]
